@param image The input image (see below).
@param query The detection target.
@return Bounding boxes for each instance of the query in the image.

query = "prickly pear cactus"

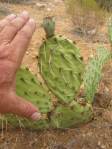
[0,68,52,130]
[51,101,93,128]
[16,68,52,114]
[0,17,111,130]
[39,17,84,104]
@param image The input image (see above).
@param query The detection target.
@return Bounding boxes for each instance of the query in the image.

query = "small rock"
[105,86,109,93]
[98,141,101,146]
[47,8,52,12]
[87,28,97,36]
[32,55,37,59]
[26,51,29,55]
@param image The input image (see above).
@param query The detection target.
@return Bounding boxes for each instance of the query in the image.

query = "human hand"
[0,11,41,120]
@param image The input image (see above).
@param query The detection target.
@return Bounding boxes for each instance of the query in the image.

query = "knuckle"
[0,45,9,58]
[9,21,19,30]
[9,18,24,30]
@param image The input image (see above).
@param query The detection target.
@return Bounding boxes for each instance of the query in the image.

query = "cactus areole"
[0,17,111,130]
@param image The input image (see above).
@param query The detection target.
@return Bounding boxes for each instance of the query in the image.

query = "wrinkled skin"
[0,12,41,120]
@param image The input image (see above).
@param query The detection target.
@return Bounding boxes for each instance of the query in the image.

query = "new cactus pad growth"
[0,17,111,129]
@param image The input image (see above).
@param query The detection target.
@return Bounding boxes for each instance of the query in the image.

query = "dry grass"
[0,3,11,16]
[96,0,112,12]
[65,0,106,37]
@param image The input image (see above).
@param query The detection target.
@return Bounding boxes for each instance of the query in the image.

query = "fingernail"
[29,18,35,24]
[20,11,29,17]
[31,112,41,121]
[7,14,16,19]
[28,18,36,28]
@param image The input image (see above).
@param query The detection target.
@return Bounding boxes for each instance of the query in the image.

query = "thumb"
[7,93,41,121]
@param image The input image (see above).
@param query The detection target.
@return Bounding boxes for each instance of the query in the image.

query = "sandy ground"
[0,0,112,149]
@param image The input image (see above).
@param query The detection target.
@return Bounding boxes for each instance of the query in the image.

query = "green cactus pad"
[16,68,52,114]
[0,114,50,130]
[50,100,93,128]
[39,36,84,103]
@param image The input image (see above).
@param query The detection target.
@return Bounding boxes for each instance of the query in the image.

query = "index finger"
[10,18,36,68]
